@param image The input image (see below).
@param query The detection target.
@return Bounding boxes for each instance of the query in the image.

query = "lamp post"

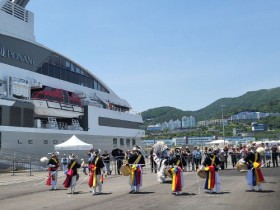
[147,118,155,144]
[221,105,225,146]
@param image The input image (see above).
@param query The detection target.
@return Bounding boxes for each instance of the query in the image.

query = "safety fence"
[2,149,277,176]
[0,148,48,175]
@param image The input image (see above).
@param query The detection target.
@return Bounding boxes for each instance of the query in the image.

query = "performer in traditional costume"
[152,141,170,183]
[88,149,106,195]
[128,146,145,193]
[243,146,265,191]
[200,148,221,194]
[63,153,81,194]
[46,151,60,190]
[168,148,186,195]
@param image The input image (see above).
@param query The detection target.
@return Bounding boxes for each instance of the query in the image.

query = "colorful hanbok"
[88,151,105,195]
[128,149,145,193]
[168,150,186,195]
[63,158,81,194]
[244,151,265,191]
[170,166,184,194]
[46,154,60,190]
[202,153,221,193]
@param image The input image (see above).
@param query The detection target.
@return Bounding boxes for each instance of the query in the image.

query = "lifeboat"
[31,86,84,118]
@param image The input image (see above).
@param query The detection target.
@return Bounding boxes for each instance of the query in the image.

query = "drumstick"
[35,169,59,186]
[68,175,88,198]
[240,160,270,172]
[127,164,146,166]
[195,171,201,194]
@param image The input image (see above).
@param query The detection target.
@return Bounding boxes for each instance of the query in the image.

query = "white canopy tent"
[206,139,230,148]
[54,135,93,150]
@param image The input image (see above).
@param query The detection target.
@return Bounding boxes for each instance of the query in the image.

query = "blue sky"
[27,0,280,112]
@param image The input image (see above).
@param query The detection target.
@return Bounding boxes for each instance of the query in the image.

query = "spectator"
[219,149,225,170]
[149,148,157,173]
[260,143,266,165]
[61,154,69,172]
[229,147,237,168]
[265,143,271,167]
[193,147,202,170]
[236,148,241,162]
[271,145,278,167]
[125,150,132,163]
[101,150,111,175]
[111,148,125,175]
[223,146,229,169]
[203,147,209,159]
[241,145,248,158]
[81,158,88,175]
[185,147,193,171]
[278,143,280,163]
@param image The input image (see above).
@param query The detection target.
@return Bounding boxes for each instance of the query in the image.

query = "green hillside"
[141,87,280,124]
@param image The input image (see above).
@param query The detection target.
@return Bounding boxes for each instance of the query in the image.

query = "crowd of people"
[44,142,279,195]
[149,143,280,172]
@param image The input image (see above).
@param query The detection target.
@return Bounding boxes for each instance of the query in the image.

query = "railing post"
[28,155,32,176]
[11,152,16,176]
[29,160,32,176]
[114,159,117,175]
[11,160,15,176]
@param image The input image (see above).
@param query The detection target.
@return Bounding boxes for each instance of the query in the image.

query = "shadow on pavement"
[245,190,275,193]
[130,191,155,194]
[162,180,172,184]
[66,191,88,195]
[175,192,197,196]
[256,190,275,193]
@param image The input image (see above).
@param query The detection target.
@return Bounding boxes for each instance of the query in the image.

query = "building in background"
[182,115,196,128]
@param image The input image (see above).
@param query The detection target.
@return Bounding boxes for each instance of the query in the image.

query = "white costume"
[152,141,170,183]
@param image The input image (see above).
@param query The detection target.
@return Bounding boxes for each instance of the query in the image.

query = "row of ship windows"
[113,138,136,147]
[49,54,90,77]
[36,63,109,93]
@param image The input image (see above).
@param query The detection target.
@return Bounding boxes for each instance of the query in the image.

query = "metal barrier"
[3,148,262,177]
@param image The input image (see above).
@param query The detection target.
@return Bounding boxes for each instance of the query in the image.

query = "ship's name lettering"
[0,43,34,66]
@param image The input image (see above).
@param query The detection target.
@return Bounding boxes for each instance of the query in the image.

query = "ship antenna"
[10,0,30,8]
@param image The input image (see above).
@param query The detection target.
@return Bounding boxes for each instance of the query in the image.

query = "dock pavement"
[0,167,279,210]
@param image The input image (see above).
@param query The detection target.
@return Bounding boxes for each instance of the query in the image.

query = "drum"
[236,162,247,173]
[256,147,265,155]
[120,165,131,176]
[197,168,206,179]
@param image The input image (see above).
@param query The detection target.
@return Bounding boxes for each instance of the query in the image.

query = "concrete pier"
[0,167,279,210]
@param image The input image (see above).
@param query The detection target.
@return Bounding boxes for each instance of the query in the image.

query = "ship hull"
[0,127,142,157]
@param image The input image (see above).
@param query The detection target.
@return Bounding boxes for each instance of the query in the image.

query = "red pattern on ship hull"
[31,87,82,107]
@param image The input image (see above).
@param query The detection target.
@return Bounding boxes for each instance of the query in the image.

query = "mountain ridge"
[141,87,280,123]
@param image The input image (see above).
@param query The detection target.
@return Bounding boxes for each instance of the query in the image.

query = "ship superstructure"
[0,0,144,156]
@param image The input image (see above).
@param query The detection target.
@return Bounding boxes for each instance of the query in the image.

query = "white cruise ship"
[0,0,144,156]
